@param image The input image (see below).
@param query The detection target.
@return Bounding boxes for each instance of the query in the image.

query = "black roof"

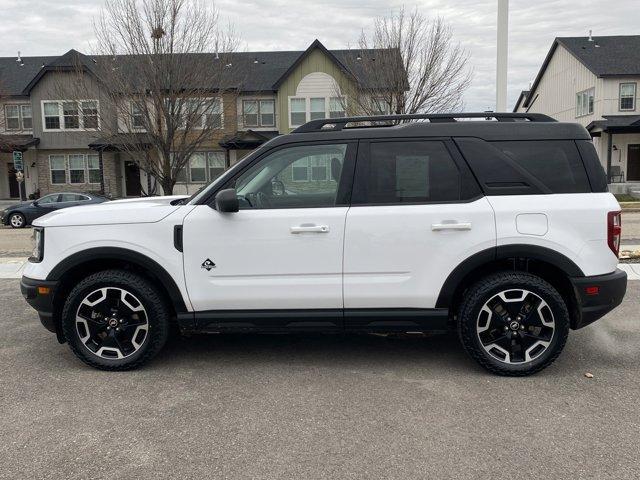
[586,114,640,133]
[519,35,640,109]
[0,40,398,96]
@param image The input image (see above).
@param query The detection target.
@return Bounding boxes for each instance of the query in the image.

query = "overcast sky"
[1,0,639,110]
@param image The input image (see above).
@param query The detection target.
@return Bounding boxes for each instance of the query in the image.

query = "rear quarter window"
[491,140,590,194]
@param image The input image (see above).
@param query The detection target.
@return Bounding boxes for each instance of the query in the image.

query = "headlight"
[30,228,44,263]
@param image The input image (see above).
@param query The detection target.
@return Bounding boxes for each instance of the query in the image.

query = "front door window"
[230,144,348,209]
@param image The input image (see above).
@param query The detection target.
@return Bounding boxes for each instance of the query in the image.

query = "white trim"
[3,102,32,132]
[48,154,67,185]
[41,99,101,132]
[619,82,637,112]
[47,153,101,185]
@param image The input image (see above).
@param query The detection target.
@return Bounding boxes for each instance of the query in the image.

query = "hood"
[33,195,189,227]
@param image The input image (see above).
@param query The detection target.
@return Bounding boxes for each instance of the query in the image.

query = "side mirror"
[32,201,38,207]
[214,188,239,213]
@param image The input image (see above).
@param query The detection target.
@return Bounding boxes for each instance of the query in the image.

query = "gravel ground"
[1,279,639,479]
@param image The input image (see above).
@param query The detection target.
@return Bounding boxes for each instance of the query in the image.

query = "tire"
[61,269,170,371]
[457,271,570,376]
[9,212,26,228]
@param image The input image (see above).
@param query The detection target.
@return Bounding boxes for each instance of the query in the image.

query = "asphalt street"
[0,278,638,479]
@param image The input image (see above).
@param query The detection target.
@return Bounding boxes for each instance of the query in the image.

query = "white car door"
[182,141,357,326]
[343,139,496,329]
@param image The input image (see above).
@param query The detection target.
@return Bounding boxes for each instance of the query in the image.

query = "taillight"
[607,211,622,257]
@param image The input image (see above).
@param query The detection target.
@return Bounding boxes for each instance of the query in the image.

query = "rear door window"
[352,140,478,204]
[491,140,590,193]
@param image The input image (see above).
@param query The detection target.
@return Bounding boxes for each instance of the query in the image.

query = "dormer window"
[619,83,636,111]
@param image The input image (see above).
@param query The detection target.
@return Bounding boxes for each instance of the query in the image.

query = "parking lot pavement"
[1,279,639,479]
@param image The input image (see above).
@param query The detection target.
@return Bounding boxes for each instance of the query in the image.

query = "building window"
[131,102,145,129]
[21,105,32,129]
[260,100,275,126]
[242,99,275,127]
[183,97,225,129]
[189,152,207,182]
[5,105,20,130]
[242,100,258,127]
[620,83,636,111]
[42,100,100,130]
[329,97,346,118]
[49,155,67,184]
[175,151,226,183]
[69,154,86,183]
[290,98,307,127]
[576,88,594,117]
[310,98,326,120]
[4,104,32,130]
[82,101,99,129]
[208,152,225,180]
[63,102,80,129]
[289,96,347,127]
[87,154,101,184]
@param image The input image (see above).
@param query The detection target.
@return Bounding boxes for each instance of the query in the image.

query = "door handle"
[431,222,472,231]
[290,224,330,234]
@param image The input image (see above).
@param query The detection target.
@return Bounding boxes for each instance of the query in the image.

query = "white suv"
[21,113,627,375]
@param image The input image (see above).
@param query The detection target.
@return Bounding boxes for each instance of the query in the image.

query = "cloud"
[1,0,639,111]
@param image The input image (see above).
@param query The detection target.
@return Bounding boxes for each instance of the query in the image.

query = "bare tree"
[61,0,239,195]
[340,7,472,116]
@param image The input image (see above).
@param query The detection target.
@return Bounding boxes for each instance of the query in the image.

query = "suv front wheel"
[457,272,570,376]
[61,270,170,370]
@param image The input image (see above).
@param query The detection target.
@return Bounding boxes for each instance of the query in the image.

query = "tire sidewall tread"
[457,271,570,377]
[61,269,170,371]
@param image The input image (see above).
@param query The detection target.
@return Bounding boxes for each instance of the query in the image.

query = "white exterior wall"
[519,44,640,182]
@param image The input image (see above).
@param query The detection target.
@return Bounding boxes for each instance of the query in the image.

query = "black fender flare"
[435,245,585,308]
[47,247,188,313]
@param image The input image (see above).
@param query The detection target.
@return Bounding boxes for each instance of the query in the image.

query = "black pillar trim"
[606,131,613,184]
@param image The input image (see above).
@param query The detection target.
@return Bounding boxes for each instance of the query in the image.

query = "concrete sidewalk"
[2,256,639,280]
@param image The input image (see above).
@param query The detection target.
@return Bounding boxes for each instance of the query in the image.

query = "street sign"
[15,171,24,183]
[12,151,23,171]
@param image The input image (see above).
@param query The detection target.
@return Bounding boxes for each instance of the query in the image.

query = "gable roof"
[512,90,530,112]
[0,41,399,97]
[519,35,640,109]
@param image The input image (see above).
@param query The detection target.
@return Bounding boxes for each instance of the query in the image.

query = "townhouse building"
[514,35,640,193]
[0,40,396,199]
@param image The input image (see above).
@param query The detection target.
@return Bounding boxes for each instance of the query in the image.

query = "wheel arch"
[437,245,583,328]
[47,247,188,333]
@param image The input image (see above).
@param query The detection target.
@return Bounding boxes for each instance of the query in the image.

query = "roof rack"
[292,112,556,133]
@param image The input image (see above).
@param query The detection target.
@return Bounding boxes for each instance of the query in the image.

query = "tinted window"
[492,141,590,193]
[231,144,349,209]
[353,141,462,204]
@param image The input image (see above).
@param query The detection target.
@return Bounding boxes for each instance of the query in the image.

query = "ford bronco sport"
[21,113,627,375]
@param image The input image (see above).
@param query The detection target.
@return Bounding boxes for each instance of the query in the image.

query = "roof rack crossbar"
[292,112,556,133]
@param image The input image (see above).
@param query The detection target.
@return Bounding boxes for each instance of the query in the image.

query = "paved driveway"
[1,279,638,479]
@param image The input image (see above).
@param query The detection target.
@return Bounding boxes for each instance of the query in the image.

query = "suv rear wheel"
[457,272,570,376]
[61,270,170,370]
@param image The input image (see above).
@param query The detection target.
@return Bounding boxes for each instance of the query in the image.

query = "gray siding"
[30,71,112,150]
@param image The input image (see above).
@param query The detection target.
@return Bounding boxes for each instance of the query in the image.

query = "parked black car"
[1,193,109,228]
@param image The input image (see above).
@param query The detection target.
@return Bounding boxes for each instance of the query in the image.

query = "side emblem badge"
[201,259,216,271]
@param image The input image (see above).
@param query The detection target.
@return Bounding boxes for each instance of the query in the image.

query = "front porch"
[587,116,640,192]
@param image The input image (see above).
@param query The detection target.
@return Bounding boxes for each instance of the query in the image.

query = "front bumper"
[20,276,60,337]
[571,268,627,329]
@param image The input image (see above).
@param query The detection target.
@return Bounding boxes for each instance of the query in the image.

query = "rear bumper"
[571,269,627,329]
[20,276,59,335]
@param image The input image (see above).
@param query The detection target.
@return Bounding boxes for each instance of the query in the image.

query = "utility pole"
[496,0,509,112]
